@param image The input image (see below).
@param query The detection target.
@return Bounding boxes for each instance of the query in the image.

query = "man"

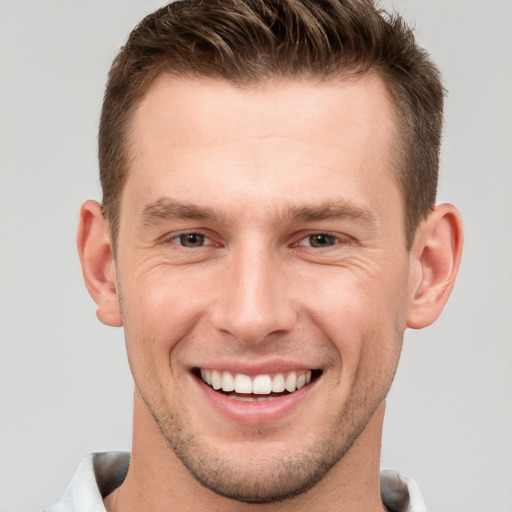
[46,0,463,510]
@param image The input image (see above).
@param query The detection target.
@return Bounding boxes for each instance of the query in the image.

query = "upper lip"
[191,359,320,376]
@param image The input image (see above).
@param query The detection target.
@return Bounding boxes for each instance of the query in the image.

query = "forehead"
[123,74,401,225]
[130,73,396,154]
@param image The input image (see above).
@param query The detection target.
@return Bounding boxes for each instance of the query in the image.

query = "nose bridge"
[211,237,295,343]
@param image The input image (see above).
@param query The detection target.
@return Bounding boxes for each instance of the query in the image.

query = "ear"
[406,203,463,329]
[77,200,123,327]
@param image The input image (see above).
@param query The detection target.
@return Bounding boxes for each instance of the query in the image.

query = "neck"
[107,393,387,512]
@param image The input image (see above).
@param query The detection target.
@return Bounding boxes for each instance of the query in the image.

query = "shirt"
[43,452,427,512]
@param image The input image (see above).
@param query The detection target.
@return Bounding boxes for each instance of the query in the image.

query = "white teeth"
[221,371,235,392]
[271,373,285,393]
[234,374,253,394]
[200,369,213,385]
[252,375,272,394]
[285,372,297,392]
[199,369,315,395]
[211,370,222,390]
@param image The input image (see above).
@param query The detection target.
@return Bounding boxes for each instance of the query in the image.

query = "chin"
[147,397,376,504]
[169,435,343,503]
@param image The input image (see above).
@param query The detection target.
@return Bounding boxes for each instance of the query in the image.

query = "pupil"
[180,233,204,247]
[311,234,335,247]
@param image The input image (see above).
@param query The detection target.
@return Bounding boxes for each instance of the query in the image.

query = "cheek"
[120,268,212,376]
[299,263,408,376]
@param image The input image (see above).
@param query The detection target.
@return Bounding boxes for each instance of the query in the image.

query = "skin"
[78,74,463,511]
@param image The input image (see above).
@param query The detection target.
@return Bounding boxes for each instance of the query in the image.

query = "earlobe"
[77,200,123,327]
[406,204,463,329]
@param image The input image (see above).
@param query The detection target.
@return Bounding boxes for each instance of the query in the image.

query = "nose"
[210,243,297,345]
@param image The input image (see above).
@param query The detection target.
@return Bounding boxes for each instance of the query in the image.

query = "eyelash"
[167,232,215,248]
[294,232,347,248]
[164,231,348,249]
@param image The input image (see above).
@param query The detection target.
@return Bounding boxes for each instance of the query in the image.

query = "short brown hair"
[99,0,444,249]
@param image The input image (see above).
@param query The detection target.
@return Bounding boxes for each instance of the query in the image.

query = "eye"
[297,233,339,248]
[172,232,209,248]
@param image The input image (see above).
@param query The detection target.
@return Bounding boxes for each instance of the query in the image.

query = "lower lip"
[194,375,316,425]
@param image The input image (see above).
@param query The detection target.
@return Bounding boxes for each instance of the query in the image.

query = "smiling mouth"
[195,368,321,401]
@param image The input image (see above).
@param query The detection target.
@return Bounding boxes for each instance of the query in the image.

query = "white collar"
[44,452,428,512]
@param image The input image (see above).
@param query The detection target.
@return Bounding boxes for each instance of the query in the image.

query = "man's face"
[114,74,413,502]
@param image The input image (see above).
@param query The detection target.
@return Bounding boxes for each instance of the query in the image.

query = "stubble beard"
[138,376,392,504]
[125,292,406,504]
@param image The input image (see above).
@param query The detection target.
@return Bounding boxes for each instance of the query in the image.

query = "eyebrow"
[140,198,222,227]
[139,197,376,228]
[288,201,376,226]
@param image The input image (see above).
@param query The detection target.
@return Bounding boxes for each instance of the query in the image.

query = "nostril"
[209,272,298,344]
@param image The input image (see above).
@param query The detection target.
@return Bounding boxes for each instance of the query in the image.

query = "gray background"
[1,1,511,511]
